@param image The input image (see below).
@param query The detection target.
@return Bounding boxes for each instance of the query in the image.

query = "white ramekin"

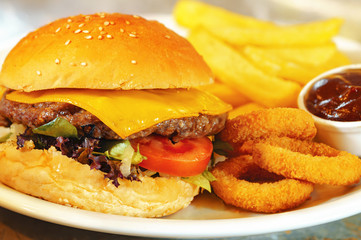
[298,64,361,156]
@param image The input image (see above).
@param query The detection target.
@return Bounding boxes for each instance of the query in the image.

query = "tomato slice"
[130,135,213,177]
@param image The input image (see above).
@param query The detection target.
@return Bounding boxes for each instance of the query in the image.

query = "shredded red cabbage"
[17,129,139,187]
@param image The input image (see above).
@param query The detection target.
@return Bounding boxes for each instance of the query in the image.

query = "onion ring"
[219,108,317,146]
[211,155,314,213]
[252,137,361,186]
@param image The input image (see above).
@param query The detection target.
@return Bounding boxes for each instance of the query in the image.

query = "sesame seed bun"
[0,13,226,218]
[0,13,213,92]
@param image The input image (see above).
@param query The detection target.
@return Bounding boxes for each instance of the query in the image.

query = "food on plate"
[198,81,250,108]
[228,103,264,119]
[211,155,314,213]
[173,0,274,30]
[242,45,350,85]
[219,108,317,146]
[211,108,361,213]
[1,139,201,217]
[173,0,349,109]
[248,43,340,68]
[187,29,301,107]
[304,69,361,121]
[252,136,361,186]
[202,18,343,47]
[0,13,232,217]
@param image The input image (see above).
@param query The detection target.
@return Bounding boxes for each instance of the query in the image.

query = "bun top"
[0,13,213,91]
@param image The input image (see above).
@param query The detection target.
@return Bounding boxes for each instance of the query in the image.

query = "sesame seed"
[99,26,104,31]
[80,62,87,66]
[67,18,72,23]
[98,35,104,40]
[125,20,130,25]
[74,29,81,34]
[131,60,137,64]
[133,15,140,19]
[100,31,107,35]
[110,21,115,25]
[55,27,61,33]
[98,13,106,18]
[84,35,93,40]
[129,33,137,38]
[104,21,110,26]
[36,70,42,76]
[78,23,85,28]
[84,15,91,21]
[66,24,70,29]
[120,28,125,33]
[70,62,76,66]
[106,34,113,39]
[55,58,61,64]
[165,35,171,39]
[82,30,90,33]
[65,39,71,45]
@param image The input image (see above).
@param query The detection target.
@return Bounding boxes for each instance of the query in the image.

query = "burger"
[0,13,231,217]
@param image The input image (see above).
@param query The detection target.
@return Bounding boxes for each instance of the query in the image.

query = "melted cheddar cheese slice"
[6,88,231,139]
[0,86,7,98]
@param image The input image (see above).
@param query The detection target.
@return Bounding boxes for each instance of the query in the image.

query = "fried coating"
[253,137,361,186]
[213,107,361,214]
[211,155,314,213]
[219,108,317,145]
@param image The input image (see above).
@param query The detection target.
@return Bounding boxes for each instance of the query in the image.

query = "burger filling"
[0,98,228,190]
[0,99,227,141]
[16,127,144,187]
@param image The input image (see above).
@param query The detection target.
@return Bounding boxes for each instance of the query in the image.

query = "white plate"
[1,182,361,238]
[1,15,361,239]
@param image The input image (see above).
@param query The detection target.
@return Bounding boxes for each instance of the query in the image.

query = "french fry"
[242,46,350,85]
[173,0,273,29]
[240,46,281,76]
[228,103,265,119]
[204,18,343,47]
[242,46,322,85]
[174,1,348,108]
[322,51,351,68]
[188,29,301,107]
[198,81,250,107]
[255,43,338,67]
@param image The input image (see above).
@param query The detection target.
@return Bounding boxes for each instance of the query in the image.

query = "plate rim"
[1,182,361,238]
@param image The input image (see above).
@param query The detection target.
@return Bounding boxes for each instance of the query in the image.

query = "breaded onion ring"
[211,155,314,213]
[253,137,361,186]
[219,108,317,145]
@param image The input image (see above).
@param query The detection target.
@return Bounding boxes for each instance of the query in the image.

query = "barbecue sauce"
[304,69,361,121]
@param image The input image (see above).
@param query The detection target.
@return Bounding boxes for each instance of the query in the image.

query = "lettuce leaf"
[182,170,216,192]
[96,140,147,177]
[0,132,11,142]
[33,117,78,138]
[104,140,146,165]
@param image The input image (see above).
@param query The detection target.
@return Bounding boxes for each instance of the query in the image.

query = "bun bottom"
[0,140,199,217]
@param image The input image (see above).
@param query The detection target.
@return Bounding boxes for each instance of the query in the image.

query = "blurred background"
[1,0,361,50]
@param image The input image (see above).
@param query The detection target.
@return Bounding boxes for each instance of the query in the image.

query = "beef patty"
[0,98,227,140]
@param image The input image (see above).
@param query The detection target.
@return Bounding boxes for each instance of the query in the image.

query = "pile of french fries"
[173,0,350,115]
